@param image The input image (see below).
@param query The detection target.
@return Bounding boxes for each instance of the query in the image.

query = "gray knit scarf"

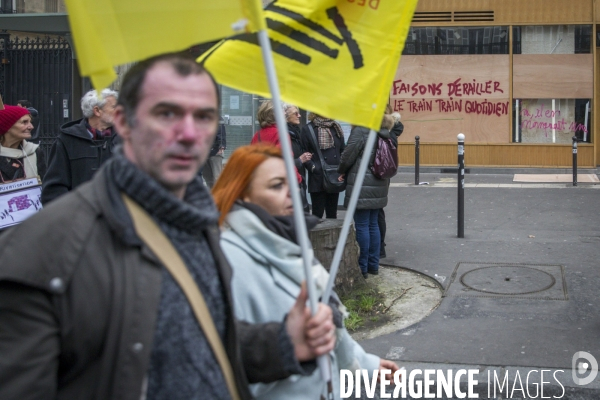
[109,153,230,400]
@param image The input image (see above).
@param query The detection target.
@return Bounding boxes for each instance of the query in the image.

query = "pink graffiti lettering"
[435,99,463,113]
[569,121,588,133]
[464,100,509,116]
[407,99,433,113]
[393,99,405,111]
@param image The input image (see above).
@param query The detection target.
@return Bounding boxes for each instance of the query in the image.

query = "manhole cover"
[460,266,556,295]
[444,262,568,300]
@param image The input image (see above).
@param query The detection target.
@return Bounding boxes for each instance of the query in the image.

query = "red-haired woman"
[212,144,398,399]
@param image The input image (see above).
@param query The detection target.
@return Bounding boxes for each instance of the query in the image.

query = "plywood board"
[393,55,509,99]
[513,54,593,99]
[394,106,509,143]
[391,55,509,143]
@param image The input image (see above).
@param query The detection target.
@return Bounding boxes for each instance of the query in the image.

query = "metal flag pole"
[321,128,378,305]
[256,29,333,396]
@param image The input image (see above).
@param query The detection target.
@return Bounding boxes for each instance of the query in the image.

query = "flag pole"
[256,29,333,393]
[321,128,378,305]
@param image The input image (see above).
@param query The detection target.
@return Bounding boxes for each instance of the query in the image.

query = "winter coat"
[0,166,297,400]
[338,118,394,210]
[210,119,227,157]
[41,118,119,204]
[389,121,404,147]
[251,125,279,145]
[0,140,46,182]
[221,206,380,400]
[300,121,346,193]
[288,122,306,180]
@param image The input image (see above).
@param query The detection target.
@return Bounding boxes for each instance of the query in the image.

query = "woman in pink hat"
[0,105,46,183]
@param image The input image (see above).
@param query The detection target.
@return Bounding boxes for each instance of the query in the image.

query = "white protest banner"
[0,178,43,230]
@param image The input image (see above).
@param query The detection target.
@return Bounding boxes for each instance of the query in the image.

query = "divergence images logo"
[572,351,598,386]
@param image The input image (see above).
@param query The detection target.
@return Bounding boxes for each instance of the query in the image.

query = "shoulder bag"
[307,124,346,193]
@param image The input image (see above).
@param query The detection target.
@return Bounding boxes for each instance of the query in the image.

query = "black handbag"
[307,124,346,193]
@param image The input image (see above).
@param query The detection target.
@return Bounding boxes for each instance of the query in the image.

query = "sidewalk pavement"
[356,172,600,398]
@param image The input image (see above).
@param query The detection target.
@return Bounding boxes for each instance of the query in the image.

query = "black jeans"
[310,191,339,219]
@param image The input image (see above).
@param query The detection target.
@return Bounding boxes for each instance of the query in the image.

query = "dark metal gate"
[0,34,72,158]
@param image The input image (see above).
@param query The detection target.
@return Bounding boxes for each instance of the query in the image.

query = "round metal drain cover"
[460,266,556,295]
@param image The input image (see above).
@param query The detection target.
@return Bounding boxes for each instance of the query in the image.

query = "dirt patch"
[349,265,443,341]
[340,284,389,332]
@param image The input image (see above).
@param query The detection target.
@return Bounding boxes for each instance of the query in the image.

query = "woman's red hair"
[212,144,283,226]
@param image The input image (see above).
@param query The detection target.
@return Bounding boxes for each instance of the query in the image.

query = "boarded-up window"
[513,25,591,54]
[513,99,591,143]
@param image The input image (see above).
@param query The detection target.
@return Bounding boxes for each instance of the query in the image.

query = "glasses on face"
[289,111,300,117]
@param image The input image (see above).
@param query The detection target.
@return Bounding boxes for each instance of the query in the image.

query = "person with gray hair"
[42,88,119,204]
[80,88,119,119]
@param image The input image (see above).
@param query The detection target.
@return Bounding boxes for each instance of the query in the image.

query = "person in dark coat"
[338,113,394,278]
[0,104,46,183]
[379,108,403,258]
[300,114,345,219]
[201,116,227,188]
[284,103,312,213]
[41,88,119,205]
[0,53,336,400]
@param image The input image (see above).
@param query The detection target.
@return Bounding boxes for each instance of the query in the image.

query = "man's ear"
[113,105,130,140]
[93,105,102,117]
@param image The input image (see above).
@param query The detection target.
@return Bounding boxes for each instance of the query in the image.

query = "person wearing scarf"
[0,105,46,183]
[212,144,399,400]
[300,114,346,219]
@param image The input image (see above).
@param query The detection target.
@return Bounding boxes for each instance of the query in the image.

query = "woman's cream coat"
[221,207,380,399]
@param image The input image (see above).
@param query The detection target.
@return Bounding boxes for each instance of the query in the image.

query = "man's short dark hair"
[118,52,220,126]
[17,100,31,108]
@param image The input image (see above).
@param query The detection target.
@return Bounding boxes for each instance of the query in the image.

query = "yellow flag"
[199,0,418,131]
[64,0,264,91]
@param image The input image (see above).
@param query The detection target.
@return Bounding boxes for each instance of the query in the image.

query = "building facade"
[393,0,599,168]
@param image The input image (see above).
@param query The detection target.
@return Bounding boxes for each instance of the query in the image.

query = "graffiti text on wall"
[392,78,505,99]
[520,104,587,134]
[393,98,509,116]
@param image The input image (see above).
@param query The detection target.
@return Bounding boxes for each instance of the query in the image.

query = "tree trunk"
[309,219,366,296]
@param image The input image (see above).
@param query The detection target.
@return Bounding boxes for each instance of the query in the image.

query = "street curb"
[379,262,445,292]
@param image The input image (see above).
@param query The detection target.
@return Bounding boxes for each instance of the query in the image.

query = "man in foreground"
[0,53,335,399]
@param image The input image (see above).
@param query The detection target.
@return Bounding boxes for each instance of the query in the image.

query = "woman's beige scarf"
[0,140,39,179]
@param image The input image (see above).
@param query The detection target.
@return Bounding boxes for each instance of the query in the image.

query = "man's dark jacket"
[0,166,293,399]
[41,118,119,204]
